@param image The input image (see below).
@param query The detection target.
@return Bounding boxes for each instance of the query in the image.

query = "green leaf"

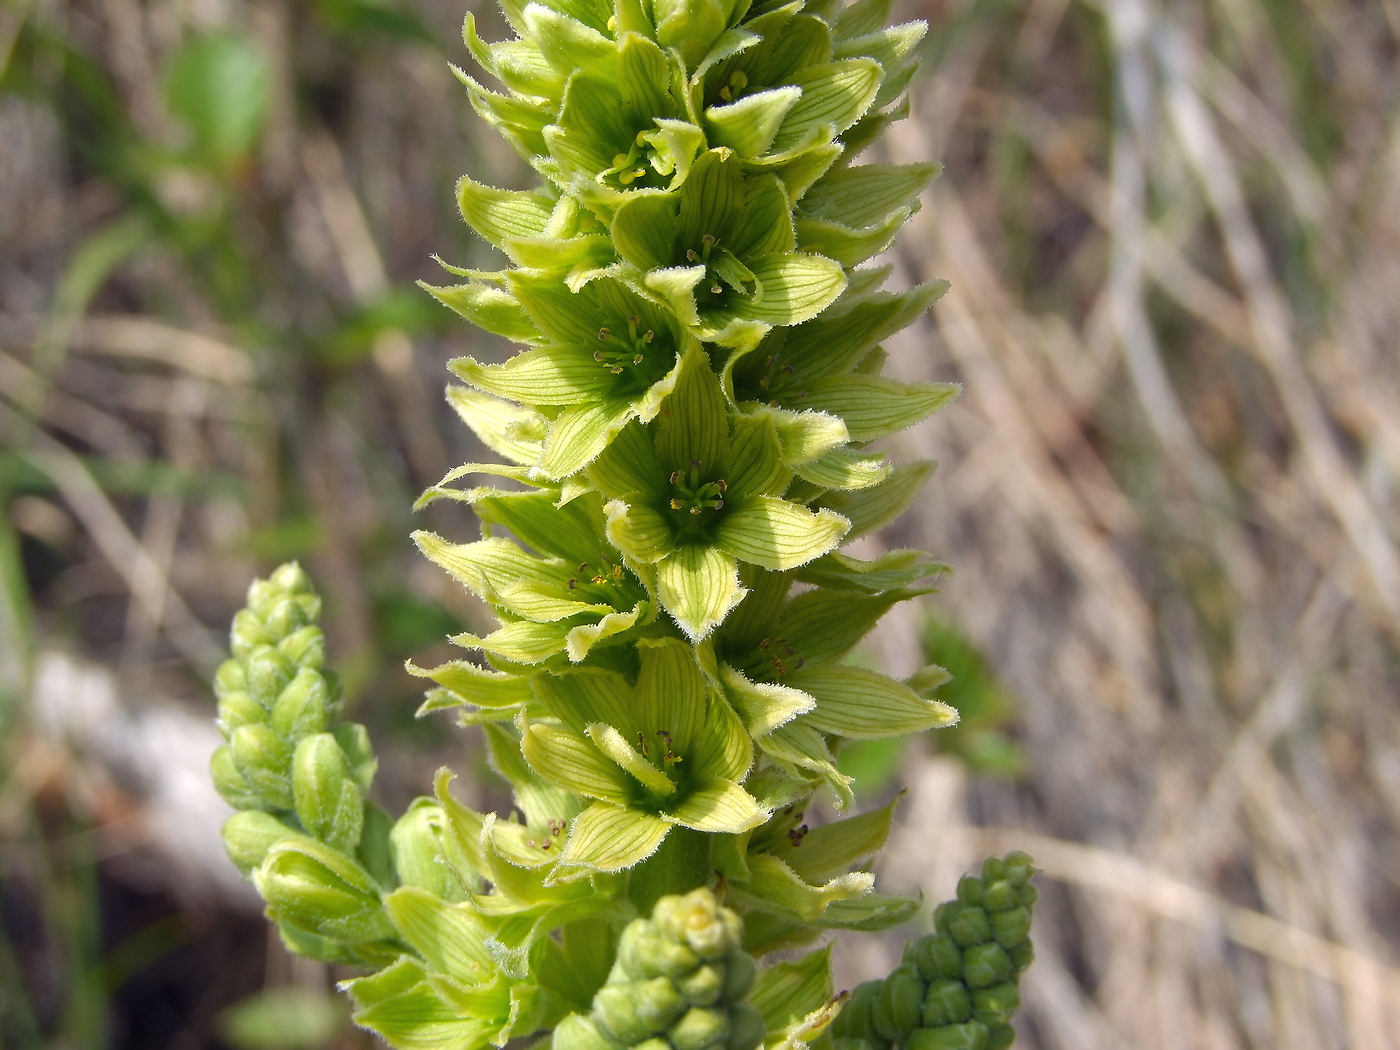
[457,177,555,249]
[446,388,546,467]
[384,887,497,982]
[560,803,672,871]
[657,545,746,641]
[772,60,882,151]
[787,667,957,738]
[165,33,270,166]
[719,663,813,736]
[793,377,958,441]
[800,163,939,231]
[426,282,540,344]
[817,460,935,539]
[733,255,846,326]
[655,346,730,475]
[664,779,766,833]
[715,497,848,570]
[522,723,634,804]
[771,793,901,884]
[794,447,890,490]
[705,87,801,158]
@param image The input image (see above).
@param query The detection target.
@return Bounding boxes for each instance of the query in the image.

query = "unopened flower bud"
[726,1001,764,1050]
[989,908,1030,951]
[254,840,394,944]
[230,725,294,808]
[618,921,700,980]
[832,981,882,1043]
[596,978,685,1043]
[956,876,985,907]
[961,944,1011,990]
[677,964,723,1006]
[246,645,294,704]
[921,981,972,1028]
[270,667,331,741]
[213,658,247,699]
[876,964,925,1040]
[719,951,754,1002]
[332,722,377,792]
[231,608,272,656]
[223,811,301,876]
[390,800,459,900]
[942,904,991,949]
[981,881,1017,913]
[292,733,364,854]
[263,595,311,639]
[269,561,314,597]
[969,983,1019,1028]
[668,1006,729,1050]
[278,624,325,669]
[909,933,962,983]
[211,745,270,811]
[554,1014,624,1050]
[985,1025,1014,1050]
[217,690,267,736]
[906,1023,989,1050]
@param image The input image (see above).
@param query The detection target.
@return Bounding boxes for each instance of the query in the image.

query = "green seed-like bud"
[907,1023,989,1050]
[956,876,985,907]
[278,624,325,669]
[969,983,1019,1027]
[213,658,247,699]
[726,1002,764,1050]
[1007,940,1034,973]
[985,1025,1014,1050]
[720,951,755,1003]
[989,908,1031,950]
[876,964,925,1040]
[982,880,1017,912]
[677,964,723,1006]
[217,690,267,736]
[269,561,314,597]
[555,1015,625,1050]
[332,722,377,793]
[254,840,394,944]
[1016,884,1037,908]
[211,745,268,811]
[270,667,332,741]
[618,921,701,979]
[980,858,1007,883]
[230,724,294,809]
[668,1006,729,1050]
[263,594,311,639]
[231,608,271,656]
[1001,853,1034,886]
[292,733,364,854]
[222,811,300,875]
[921,980,972,1028]
[596,983,665,1044]
[653,889,741,960]
[961,944,1012,990]
[246,645,294,705]
[910,933,963,983]
[946,906,992,949]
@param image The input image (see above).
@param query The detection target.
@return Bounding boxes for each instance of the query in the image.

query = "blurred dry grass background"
[2,0,1399,1046]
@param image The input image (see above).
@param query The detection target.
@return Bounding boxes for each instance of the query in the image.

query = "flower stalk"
[209,0,1038,1044]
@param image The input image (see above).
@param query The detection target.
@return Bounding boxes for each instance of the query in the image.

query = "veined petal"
[689,689,754,784]
[727,413,790,498]
[495,580,612,622]
[786,666,958,738]
[450,347,609,406]
[655,345,730,478]
[792,376,958,441]
[663,780,766,833]
[705,87,801,159]
[794,206,912,267]
[452,621,569,664]
[408,660,534,713]
[424,281,540,344]
[759,721,853,810]
[531,665,636,734]
[565,601,649,662]
[714,497,848,570]
[590,420,665,501]
[657,545,746,641]
[587,723,677,797]
[793,447,890,490]
[605,501,676,564]
[800,162,939,231]
[719,663,814,737]
[613,193,680,271]
[560,803,672,871]
[771,59,883,151]
[816,459,935,539]
[538,400,639,479]
[732,254,847,327]
[634,637,708,757]
[456,175,554,249]
[446,387,546,467]
[522,723,633,804]
[414,533,553,599]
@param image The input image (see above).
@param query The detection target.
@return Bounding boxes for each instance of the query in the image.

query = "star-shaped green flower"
[592,347,849,640]
[611,149,847,350]
[522,637,765,872]
[451,274,694,478]
[415,488,653,667]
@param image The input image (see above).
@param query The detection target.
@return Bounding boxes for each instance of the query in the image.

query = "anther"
[598,327,610,340]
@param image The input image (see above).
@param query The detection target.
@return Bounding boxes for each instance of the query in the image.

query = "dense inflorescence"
[208,0,1038,1044]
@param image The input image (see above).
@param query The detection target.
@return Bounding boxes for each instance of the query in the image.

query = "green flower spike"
[611,150,847,350]
[554,887,764,1050]
[523,637,765,872]
[831,853,1038,1050]
[595,348,849,640]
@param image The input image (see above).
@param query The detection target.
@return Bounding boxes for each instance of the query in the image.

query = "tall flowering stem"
[209,0,1037,1046]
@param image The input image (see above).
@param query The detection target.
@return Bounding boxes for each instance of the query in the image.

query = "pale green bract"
[208,0,1038,1046]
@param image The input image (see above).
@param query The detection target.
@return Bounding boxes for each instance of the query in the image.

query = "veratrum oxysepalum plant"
[209,0,1038,1046]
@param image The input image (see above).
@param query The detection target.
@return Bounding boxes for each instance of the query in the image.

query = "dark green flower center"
[595,315,656,374]
[567,554,636,597]
[754,635,803,677]
[716,70,749,103]
[601,129,673,189]
[686,234,756,299]
[670,460,727,515]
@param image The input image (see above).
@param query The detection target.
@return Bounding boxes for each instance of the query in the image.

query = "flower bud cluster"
[831,854,1037,1050]
[555,889,765,1050]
